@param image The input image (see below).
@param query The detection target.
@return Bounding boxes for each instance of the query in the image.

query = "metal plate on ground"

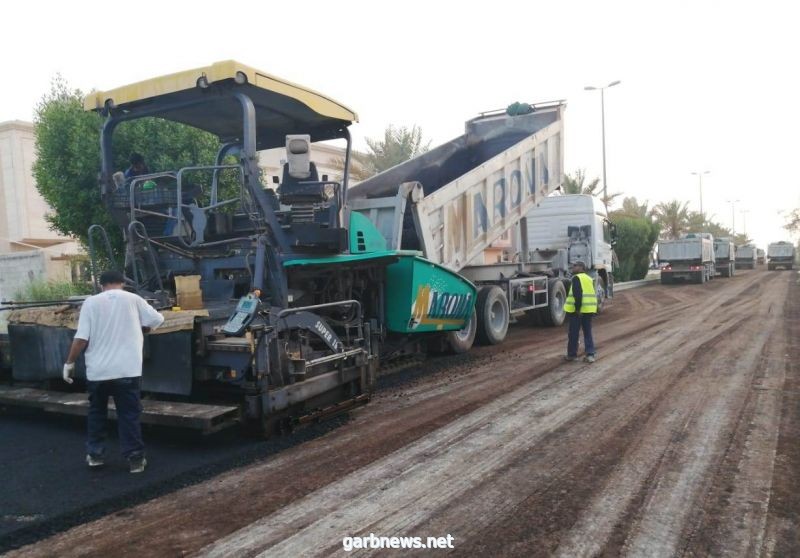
[0,385,240,434]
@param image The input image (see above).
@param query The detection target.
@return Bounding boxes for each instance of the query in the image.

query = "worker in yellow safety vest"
[563,260,598,363]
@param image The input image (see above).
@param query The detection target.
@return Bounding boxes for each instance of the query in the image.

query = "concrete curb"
[615,272,660,292]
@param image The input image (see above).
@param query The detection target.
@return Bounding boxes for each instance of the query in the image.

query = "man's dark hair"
[129,152,145,166]
[99,270,125,286]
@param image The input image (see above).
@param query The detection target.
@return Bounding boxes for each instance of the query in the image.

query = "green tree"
[363,124,430,174]
[331,124,430,183]
[613,216,660,281]
[785,208,800,235]
[33,76,221,257]
[653,200,691,239]
[562,169,621,208]
[612,196,651,219]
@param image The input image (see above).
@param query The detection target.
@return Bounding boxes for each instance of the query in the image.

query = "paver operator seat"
[278,134,347,252]
[279,135,322,206]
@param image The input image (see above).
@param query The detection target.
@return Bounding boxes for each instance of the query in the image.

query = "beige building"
[0,120,82,305]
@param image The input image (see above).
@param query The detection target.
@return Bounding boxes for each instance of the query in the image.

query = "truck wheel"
[445,308,477,353]
[594,276,606,314]
[698,271,705,284]
[476,286,509,345]
[661,275,671,285]
[542,279,567,327]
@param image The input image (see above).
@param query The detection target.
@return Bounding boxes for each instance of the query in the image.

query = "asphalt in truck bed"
[3,268,800,557]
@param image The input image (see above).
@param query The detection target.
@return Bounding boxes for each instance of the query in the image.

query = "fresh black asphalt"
[0,404,349,554]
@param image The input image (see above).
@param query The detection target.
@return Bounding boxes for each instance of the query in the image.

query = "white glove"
[63,362,75,384]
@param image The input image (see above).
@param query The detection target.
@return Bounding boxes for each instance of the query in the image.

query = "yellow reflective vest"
[564,273,597,314]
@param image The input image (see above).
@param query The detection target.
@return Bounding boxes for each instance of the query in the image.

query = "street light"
[726,199,740,237]
[691,171,710,217]
[740,209,749,237]
[584,80,621,210]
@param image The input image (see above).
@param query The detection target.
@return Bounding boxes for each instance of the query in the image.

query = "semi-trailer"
[735,244,756,269]
[658,233,715,284]
[767,241,796,270]
[713,237,736,277]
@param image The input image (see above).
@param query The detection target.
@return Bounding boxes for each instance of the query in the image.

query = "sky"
[2,0,798,248]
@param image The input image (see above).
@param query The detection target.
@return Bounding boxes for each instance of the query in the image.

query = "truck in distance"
[735,244,756,269]
[713,237,736,277]
[767,241,796,270]
[658,233,715,284]
[756,248,766,265]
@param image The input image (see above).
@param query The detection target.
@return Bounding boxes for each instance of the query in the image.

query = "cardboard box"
[174,275,204,310]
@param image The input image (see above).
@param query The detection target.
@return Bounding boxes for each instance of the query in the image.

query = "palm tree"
[330,125,431,183]
[653,200,691,239]
[562,169,622,208]
[611,196,651,220]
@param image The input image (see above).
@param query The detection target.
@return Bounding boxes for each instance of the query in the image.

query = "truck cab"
[525,194,615,300]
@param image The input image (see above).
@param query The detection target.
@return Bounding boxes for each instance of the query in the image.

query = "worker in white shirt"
[63,270,164,473]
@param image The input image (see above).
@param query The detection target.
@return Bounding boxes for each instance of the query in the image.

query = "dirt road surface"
[8,269,800,557]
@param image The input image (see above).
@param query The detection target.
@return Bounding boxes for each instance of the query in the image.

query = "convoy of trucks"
[658,233,715,284]
[713,237,736,277]
[767,241,796,270]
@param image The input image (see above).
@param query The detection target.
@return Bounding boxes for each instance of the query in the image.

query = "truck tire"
[445,308,477,353]
[541,279,567,327]
[475,286,510,345]
[697,271,705,284]
[594,275,607,314]
[661,274,671,285]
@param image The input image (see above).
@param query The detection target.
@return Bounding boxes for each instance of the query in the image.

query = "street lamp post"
[691,171,710,218]
[741,209,749,237]
[585,80,621,210]
[726,199,740,237]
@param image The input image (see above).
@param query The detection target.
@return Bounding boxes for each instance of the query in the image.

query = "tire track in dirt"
[198,273,772,556]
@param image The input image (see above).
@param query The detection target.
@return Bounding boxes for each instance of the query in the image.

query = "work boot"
[583,355,596,363]
[128,455,147,474]
[86,453,105,468]
[563,355,577,362]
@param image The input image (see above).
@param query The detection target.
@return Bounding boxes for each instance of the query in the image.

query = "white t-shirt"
[74,289,165,381]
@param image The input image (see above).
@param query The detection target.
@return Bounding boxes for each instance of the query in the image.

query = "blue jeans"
[87,377,144,460]
[567,313,595,357]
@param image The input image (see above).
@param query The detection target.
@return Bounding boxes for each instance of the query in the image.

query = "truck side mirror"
[610,222,619,246]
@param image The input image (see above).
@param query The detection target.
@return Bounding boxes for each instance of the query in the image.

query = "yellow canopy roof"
[84,60,357,147]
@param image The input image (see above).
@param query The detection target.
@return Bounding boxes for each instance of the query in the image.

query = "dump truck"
[523,194,616,312]
[735,244,756,269]
[713,237,736,277]
[348,101,570,347]
[767,241,796,270]
[1,61,478,435]
[658,233,715,284]
[756,248,766,265]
